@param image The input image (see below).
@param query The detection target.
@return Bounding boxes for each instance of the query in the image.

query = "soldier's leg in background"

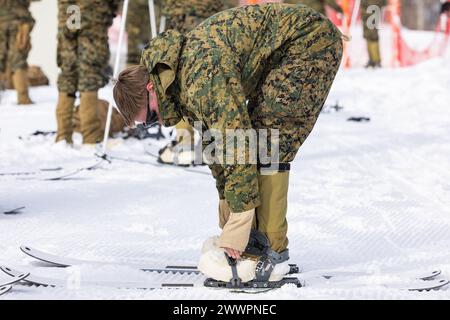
[362,3,382,67]
[251,39,343,253]
[9,25,33,105]
[78,26,110,145]
[55,28,78,144]
[73,99,124,136]
[0,24,8,89]
[126,0,151,66]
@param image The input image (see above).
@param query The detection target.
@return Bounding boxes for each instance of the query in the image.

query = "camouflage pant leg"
[127,0,151,65]
[77,25,110,92]
[0,24,8,72]
[166,15,204,34]
[251,39,343,163]
[0,23,29,73]
[57,28,79,94]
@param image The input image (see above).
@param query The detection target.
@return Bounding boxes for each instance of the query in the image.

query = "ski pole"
[148,0,158,39]
[101,0,130,157]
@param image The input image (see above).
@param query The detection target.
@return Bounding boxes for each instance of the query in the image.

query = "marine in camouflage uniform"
[127,0,162,66]
[138,4,343,254]
[0,0,37,105]
[284,0,343,15]
[361,0,387,67]
[55,0,121,144]
[158,0,225,165]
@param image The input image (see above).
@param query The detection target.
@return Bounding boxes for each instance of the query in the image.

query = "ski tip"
[0,285,12,297]
[0,265,29,279]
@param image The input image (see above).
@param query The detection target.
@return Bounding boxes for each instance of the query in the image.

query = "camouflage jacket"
[284,0,343,14]
[162,0,224,18]
[0,0,36,26]
[57,0,121,27]
[141,4,342,212]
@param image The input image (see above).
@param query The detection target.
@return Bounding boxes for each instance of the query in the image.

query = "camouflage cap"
[140,30,185,127]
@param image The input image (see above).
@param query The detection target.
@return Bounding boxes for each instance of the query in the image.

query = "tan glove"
[16,24,31,51]
[218,209,255,252]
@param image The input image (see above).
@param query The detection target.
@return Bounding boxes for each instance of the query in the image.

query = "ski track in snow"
[1,53,450,299]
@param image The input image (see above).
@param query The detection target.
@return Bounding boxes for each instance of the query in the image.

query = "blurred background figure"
[284,0,343,16]
[0,0,38,105]
[361,0,387,68]
[442,0,450,16]
[126,0,162,68]
[55,0,121,146]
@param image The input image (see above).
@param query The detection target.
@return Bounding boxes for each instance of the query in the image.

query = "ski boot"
[158,140,197,167]
[201,230,303,290]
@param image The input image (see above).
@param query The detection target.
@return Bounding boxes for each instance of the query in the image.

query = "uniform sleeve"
[188,52,260,213]
[325,0,343,13]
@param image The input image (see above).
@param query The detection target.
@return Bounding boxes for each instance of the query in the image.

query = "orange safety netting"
[240,0,449,67]
[390,0,450,67]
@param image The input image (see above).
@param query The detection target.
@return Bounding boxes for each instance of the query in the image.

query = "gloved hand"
[218,209,255,259]
[16,24,31,51]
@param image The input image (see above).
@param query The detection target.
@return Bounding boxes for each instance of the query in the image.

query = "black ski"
[0,167,62,177]
[0,285,12,297]
[3,206,25,215]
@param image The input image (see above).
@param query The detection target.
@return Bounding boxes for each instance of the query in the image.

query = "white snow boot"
[158,140,195,167]
[198,231,296,289]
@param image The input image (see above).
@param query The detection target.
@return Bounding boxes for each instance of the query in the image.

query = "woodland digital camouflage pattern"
[57,0,121,93]
[0,0,35,73]
[361,0,387,41]
[162,0,225,33]
[284,0,343,15]
[141,4,343,213]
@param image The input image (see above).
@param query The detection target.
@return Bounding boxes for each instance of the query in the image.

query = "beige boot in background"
[79,91,102,145]
[256,170,290,253]
[366,40,382,68]
[55,93,75,144]
[12,69,33,105]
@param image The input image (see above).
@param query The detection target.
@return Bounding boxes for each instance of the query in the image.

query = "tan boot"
[55,93,75,144]
[79,91,102,145]
[1,65,14,89]
[12,69,33,105]
[256,170,290,253]
[366,40,382,68]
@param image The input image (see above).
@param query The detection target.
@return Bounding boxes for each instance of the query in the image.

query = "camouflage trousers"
[127,0,158,65]
[0,22,30,72]
[57,26,110,93]
[284,0,327,15]
[361,1,385,41]
[248,38,343,164]
[211,38,343,202]
[166,14,205,34]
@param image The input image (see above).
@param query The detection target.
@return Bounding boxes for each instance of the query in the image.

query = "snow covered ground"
[1,49,450,299]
